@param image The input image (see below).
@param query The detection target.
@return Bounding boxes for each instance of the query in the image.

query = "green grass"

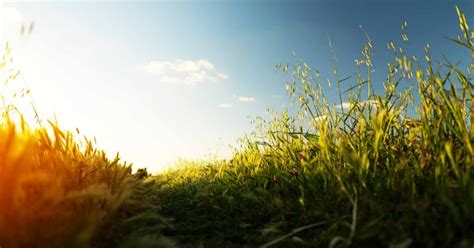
[146,6,474,247]
[0,5,473,248]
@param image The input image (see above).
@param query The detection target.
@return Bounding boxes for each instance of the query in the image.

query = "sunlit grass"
[0,5,472,248]
[0,45,169,247]
[151,6,473,247]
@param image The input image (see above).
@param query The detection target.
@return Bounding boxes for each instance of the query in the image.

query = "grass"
[0,5,473,248]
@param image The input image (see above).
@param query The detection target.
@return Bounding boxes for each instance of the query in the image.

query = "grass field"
[0,6,472,248]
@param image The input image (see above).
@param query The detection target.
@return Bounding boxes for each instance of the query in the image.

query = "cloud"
[140,59,228,86]
[313,100,382,126]
[238,96,256,102]
[218,103,232,108]
[335,100,380,111]
[218,95,256,109]
[334,102,353,110]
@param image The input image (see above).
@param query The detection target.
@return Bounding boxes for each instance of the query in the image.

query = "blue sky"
[1,0,472,172]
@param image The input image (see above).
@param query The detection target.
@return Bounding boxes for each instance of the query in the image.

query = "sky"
[0,0,472,173]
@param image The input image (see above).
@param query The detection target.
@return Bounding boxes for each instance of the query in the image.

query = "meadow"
[0,6,472,248]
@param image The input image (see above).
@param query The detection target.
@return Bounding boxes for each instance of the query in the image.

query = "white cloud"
[140,59,228,86]
[334,102,353,110]
[218,103,232,108]
[312,100,380,126]
[335,100,380,111]
[238,96,256,102]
